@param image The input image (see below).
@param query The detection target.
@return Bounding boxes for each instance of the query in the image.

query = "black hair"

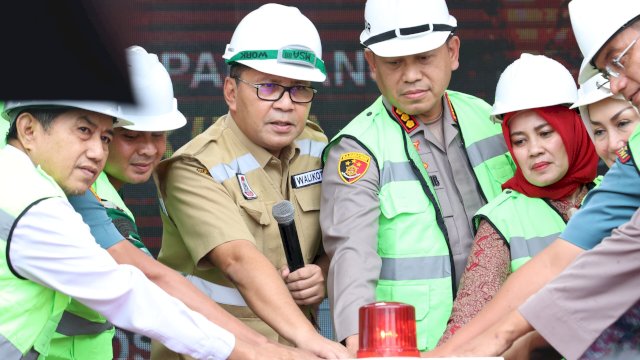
[229,63,250,80]
[6,107,71,142]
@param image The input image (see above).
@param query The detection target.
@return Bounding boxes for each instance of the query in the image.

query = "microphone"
[272,200,305,272]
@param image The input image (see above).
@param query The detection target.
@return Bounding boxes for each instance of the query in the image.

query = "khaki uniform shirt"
[321,98,486,341]
[153,114,326,357]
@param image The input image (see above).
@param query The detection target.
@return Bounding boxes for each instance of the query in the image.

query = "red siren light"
[357,302,420,358]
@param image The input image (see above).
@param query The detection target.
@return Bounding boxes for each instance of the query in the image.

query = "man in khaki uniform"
[154,4,348,360]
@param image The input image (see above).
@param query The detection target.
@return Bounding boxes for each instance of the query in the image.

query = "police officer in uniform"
[154,4,348,360]
[320,0,516,353]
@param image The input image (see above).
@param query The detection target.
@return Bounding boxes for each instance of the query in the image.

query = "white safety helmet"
[1,100,132,127]
[571,73,626,139]
[119,46,186,132]
[360,0,457,57]
[223,3,326,82]
[491,53,578,122]
[569,0,640,84]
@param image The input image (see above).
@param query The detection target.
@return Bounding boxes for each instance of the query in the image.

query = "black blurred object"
[272,201,305,272]
[2,0,136,102]
[530,346,563,360]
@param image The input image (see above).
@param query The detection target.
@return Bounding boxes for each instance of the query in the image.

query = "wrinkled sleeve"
[560,158,640,250]
[520,208,640,360]
[10,198,235,360]
[321,137,381,341]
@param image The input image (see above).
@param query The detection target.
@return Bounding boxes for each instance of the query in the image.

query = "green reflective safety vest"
[47,172,150,360]
[474,189,567,271]
[0,148,71,359]
[323,91,515,350]
[474,176,601,271]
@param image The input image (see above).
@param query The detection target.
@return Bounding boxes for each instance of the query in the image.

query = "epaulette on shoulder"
[306,119,324,133]
[616,145,631,164]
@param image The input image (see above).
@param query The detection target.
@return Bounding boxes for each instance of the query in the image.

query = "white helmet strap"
[362,23,456,47]
[225,46,327,76]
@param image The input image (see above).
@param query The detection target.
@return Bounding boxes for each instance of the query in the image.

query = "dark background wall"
[113,1,579,358]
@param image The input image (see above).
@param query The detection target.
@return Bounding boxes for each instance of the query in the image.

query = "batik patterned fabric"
[581,299,640,359]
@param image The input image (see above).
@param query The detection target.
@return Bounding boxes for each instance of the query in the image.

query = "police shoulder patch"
[617,145,631,164]
[338,152,371,184]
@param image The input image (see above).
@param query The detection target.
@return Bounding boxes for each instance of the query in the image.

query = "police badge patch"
[338,152,371,184]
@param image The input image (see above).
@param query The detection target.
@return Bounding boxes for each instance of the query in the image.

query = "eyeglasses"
[602,34,640,80]
[596,79,610,90]
[233,77,317,104]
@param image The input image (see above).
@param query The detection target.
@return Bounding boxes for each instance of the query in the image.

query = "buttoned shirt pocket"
[293,185,321,212]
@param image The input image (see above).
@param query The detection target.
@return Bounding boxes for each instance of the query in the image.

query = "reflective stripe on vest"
[325,96,456,351]
[0,208,13,241]
[0,335,39,360]
[380,161,415,185]
[474,189,568,272]
[0,334,22,360]
[55,311,114,337]
[0,147,71,359]
[466,133,509,168]
[509,233,559,262]
[445,91,515,201]
[380,256,451,281]
[325,92,512,351]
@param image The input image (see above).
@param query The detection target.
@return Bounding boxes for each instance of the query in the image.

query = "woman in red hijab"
[438,54,599,346]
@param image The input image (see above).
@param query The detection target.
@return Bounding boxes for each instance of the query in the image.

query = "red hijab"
[501,105,598,200]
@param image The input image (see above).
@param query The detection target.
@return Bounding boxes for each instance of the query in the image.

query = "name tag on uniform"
[291,168,323,189]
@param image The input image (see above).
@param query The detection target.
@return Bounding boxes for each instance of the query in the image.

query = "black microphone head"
[272,200,295,224]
